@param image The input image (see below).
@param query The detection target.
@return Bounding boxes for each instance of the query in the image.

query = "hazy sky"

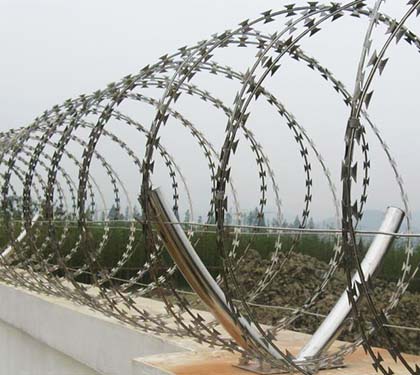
[0,1,419,223]
[0,0,294,126]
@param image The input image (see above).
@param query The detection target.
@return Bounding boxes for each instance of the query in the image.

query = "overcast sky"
[0,0,294,126]
[0,1,419,223]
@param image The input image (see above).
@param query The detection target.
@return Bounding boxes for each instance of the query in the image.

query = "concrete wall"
[0,318,100,375]
[0,282,193,375]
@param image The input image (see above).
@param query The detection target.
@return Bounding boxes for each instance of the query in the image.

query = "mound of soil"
[236,249,420,354]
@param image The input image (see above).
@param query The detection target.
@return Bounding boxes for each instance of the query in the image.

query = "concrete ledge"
[133,329,420,375]
[0,282,191,375]
[1,281,419,375]
[0,317,100,375]
[133,351,244,375]
[134,348,420,375]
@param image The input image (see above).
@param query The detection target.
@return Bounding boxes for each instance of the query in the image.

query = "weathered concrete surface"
[137,348,420,375]
[136,329,420,375]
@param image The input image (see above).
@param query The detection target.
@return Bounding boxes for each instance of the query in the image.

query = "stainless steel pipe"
[295,206,404,362]
[148,187,288,362]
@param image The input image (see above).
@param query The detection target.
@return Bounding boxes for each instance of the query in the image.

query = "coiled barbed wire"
[1,1,420,373]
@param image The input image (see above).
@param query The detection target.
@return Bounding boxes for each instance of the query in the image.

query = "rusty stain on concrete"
[143,330,420,375]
